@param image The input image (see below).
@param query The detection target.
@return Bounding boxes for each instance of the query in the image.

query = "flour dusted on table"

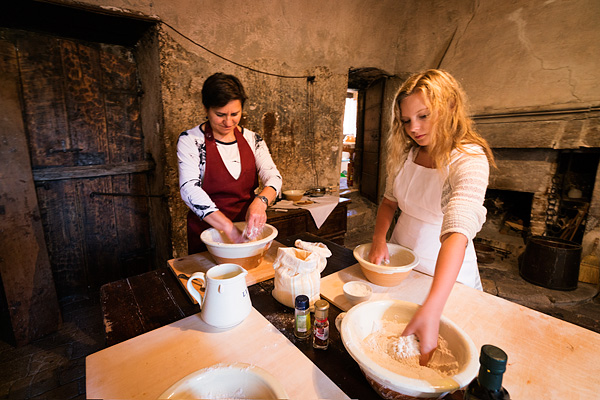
[362,321,459,380]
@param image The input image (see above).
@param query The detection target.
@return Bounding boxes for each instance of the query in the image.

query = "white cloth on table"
[273,195,340,229]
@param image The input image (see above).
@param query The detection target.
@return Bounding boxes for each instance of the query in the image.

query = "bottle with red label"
[313,299,329,349]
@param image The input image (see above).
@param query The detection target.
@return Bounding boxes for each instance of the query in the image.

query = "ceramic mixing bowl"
[353,243,419,286]
[338,300,478,399]
[158,362,289,399]
[201,222,278,269]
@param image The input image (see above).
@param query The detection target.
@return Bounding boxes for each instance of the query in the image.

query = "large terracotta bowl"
[200,222,278,270]
[353,243,419,286]
[338,300,478,399]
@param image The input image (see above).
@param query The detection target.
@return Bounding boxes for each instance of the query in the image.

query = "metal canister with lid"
[313,299,330,349]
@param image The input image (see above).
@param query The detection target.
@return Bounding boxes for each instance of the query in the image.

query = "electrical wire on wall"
[160,21,322,189]
[305,76,318,187]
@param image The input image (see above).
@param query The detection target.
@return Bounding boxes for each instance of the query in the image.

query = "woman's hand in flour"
[401,304,441,366]
[368,240,390,265]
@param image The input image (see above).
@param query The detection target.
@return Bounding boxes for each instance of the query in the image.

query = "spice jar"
[313,299,329,349]
[294,295,311,340]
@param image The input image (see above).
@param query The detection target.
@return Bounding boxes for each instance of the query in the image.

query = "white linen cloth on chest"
[390,150,482,290]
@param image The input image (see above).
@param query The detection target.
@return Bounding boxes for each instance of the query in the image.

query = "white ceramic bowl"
[338,300,478,399]
[201,222,278,270]
[343,281,372,304]
[353,243,419,286]
[158,362,289,399]
[283,190,304,201]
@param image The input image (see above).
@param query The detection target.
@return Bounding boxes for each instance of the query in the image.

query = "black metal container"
[519,236,582,291]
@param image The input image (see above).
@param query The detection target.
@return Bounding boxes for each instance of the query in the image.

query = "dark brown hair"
[201,73,248,109]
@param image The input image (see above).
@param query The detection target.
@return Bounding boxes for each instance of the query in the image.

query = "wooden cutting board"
[320,263,429,311]
[320,264,600,399]
[86,307,350,400]
[168,241,284,303]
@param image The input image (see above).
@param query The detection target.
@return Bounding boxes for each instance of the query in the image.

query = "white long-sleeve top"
[178,124,282,220]
[384,144,489,241]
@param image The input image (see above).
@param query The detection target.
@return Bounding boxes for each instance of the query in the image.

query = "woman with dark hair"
[178,73,282,254]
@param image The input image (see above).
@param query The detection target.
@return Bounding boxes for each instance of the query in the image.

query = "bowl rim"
[158,362,289,399]
[353,243,419,274]
[201,222,278,247]
[339,299,478,395]
[283,189,305,195]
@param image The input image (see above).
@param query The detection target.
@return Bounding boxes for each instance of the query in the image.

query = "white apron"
[390,150,482,290]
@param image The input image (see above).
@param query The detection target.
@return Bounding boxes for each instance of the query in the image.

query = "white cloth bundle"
[271,240,332,308]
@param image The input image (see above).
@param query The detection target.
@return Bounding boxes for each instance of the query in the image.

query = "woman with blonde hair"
[369,69,494,364]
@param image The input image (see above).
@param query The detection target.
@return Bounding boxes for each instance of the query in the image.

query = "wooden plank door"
[5,29,161,304]
[359,79,385,203]
[0,35,61,346]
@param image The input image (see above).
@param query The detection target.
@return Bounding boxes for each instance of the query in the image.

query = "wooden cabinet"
[266,198,349,245]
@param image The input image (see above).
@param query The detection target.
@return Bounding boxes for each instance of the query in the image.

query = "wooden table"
[321,265,600,399]
[96,233,378,399]
[93,233,600,399]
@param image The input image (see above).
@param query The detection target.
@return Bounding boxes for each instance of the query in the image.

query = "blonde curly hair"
[387,69,495,178]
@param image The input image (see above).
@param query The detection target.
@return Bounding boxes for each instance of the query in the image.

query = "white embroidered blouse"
[177,124,282,220]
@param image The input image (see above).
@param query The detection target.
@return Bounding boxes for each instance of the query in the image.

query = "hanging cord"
[306,76,319,187]
[160,21,315,81]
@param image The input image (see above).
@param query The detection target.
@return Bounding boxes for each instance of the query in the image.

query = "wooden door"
[4,29,161,304]
[359,79,385,203]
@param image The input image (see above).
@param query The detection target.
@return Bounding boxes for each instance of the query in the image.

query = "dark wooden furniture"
[266,198,350,245]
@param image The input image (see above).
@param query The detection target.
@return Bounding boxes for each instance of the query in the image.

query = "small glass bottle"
[464,345,511,400]
[313,299,330,349]
[294,295,311,340]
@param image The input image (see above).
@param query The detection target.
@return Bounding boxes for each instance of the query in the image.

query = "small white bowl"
[343,281,372,304]
[158,362,289,399]
[283,190,304,202]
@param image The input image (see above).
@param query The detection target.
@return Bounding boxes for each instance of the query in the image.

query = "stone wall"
[58,0,599,254]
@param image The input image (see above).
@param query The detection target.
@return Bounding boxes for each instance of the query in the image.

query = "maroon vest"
[187,123,258,254]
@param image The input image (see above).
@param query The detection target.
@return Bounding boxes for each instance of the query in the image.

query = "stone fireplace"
[474,106,600,256]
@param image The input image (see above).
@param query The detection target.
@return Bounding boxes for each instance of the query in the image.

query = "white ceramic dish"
[201,222,278,269]
[343,281,372,304]
[338,300,478,398]
[158,362,289,399]
[283,190,304,201]
[353,243,419,286]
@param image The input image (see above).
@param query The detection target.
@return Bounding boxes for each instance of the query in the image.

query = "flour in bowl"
[362,321,459,380]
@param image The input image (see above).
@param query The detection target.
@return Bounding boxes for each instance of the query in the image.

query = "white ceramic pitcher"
[186,263,251,329]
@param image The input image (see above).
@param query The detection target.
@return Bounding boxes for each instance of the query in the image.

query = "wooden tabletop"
[94,232,600,399]
[96,233,380,398]
[320,264,600,399]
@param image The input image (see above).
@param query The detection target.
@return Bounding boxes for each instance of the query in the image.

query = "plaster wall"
[57,0,599,254]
